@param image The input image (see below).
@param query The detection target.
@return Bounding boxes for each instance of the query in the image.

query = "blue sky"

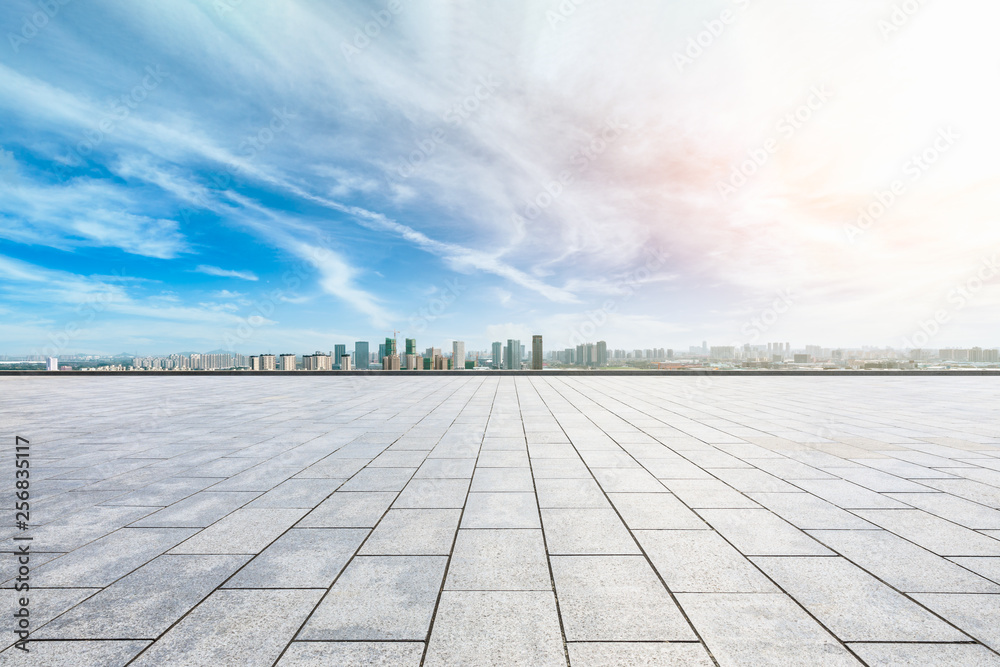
[2,0,999,356]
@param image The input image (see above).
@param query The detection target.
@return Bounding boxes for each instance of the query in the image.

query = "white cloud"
[194,265,259,281]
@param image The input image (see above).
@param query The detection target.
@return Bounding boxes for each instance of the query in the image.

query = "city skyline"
[2,1,1000,356]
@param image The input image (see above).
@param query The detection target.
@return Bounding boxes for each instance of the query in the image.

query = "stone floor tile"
[130,589,322,666]
[423,591,565,666]
[551,555,695,641]
[299,555,447,640]
[445,529,550,591]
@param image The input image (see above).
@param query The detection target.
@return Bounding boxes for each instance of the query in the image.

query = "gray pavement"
[2,375,1000,666]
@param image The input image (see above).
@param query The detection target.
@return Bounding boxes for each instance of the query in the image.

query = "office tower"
[425,347,441,359]
[279,354,296,371]
[532,335,543,370]
[452,341,465,370]
[355,341,369,370]
[491,341,502,369]
[667,349,674,359]
[250,356,261,370]
[504,339,521,370]
[46,357,58,371]
[333,344,346,369]
[405,338,416,356]
[340,354,352,370]
[702,340,708,354]
[596,341,607,367]
[378,343,386,362]
[520,344,525,362]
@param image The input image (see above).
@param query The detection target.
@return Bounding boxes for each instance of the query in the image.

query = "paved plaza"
[2,375,1000,666]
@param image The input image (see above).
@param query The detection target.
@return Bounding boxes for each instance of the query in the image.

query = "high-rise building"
[250,356,261,370]
[406,354,422,370]
[452,341,466,370]
[46,357,58,371]
[259,354,276,371]
[596,341,607,367]
[339,355,352,370]
[355,341,369,370]
[504,339,521,370]
[384,337,397,357]
[532,335,543,370]
[303,352,331,370]
[382,354,400,370]
[405,338,417,356]
[333,344,346,370]
[491,342,502,369]
[279,354,296,370]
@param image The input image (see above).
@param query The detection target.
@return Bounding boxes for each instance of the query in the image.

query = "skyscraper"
[279,354,296,370]
[532,335,543,370]
[596,341,607,367]
[355,341,369,370]
[504,339,521,370]
[452,341,465,370]
[491,342,502,369]
[384,337,397,357]
[405,338,417,356]
[333,344,346,370]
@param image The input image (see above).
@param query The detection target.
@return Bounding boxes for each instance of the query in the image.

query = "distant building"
[339,355,352,371]
[596,341,607,367]
[452,341,465,370]
[491,342,502,369]
[405,338,417,356]
[303,352,332,371]
[504,339,521,370]
[249,356,261,370]
[710,346,735,360]
[406,354,422,370]
[333,344,346,370]
[46,357,58,371]
[532,335,543,370]
[794,354,810,364]
[382,354,400,370]
[355,341,370,370]
[279,354,296,371]
[259,354,276,371]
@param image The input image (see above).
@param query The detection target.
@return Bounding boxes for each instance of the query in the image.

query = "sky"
[1,0,999,356]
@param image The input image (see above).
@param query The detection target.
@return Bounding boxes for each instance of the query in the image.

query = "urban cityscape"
[3,337,999,372]
[4,1,1000,665]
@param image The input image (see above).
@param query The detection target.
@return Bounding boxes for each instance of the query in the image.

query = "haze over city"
[2,0,1000,356]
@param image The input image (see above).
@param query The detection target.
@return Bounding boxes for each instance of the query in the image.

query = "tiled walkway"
[3,376,1000,666]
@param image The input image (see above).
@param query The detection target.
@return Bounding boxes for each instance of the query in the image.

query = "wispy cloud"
[194,265,259,281]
